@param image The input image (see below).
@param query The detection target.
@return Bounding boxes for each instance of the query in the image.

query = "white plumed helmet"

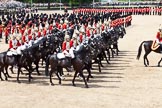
[65,35,70,39]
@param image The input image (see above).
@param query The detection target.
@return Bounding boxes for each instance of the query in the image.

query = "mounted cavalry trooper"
[33,27,41,40]
[8,33,21,56]
[22,30,29,44]
[70,31,80,49]
[58,20,63,30]
[95,23,101,35]
[62,19,68,30]
[62,34,72,57]
[61,32,76,58]
[74,29,82,45]
[156,25,162,51]
[79,24,86,42]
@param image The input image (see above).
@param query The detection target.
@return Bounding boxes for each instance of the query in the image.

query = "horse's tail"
[137,41,145,60]
[45,55,51,76]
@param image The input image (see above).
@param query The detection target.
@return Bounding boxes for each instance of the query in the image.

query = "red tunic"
[9,40,21,49]
[62,41,72,51]
[101,24,105,31]
[38,31,41,38]
[0,25,2,34]
[49,25,53,33]
[43,29,47,36]
[62,23,67,30]
[79,33,83,43]
[70,39,77,47]
[156,32,162,42]
[86,29,91,37]
[20,27,26,36]
[4,29,9,37]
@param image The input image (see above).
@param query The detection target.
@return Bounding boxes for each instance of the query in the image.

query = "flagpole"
[31,0,32,7]
[60,0,61,10]
[93,0,94,8]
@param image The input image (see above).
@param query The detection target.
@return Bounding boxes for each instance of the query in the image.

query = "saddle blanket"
[57,53,66,59]
[7,51,17,56]
[151,40,160,50]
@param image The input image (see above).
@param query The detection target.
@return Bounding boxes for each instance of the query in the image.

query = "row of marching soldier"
[73,7,162,16]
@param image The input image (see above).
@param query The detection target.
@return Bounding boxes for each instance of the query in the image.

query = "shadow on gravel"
[1,50,133,88]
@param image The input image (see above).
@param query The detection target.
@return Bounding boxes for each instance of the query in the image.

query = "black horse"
[0,51,8,80]
[137,40,162,66]
[70,43,94,88]
[45,53,72,86]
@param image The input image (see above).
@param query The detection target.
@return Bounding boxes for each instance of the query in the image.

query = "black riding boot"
[160,45,162,53]
[5,36,8,44]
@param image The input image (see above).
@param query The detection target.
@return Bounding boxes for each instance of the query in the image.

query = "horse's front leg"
[72,71,78,87]
[9,66,14,74]
[55,71,62,85]
[106,48,111,61]
[103,51,110,64]
[86,65,93,82]
[0,68,4,81]
[17,67,21,83]
[5,66,12,78]
[158,58,162,67]
[34,60,41,75]
[79,71,89,88]
[50,69,54,86]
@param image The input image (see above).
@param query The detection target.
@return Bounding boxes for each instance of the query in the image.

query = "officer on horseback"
[156,25,162,50]
[62,34,72,57]
[8,33,21,55]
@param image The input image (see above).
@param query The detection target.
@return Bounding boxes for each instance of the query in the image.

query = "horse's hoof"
[59,82,61,85]
[5,77,8,81]
[158,64,160,67]
[90,75,94,78]
[67,73,72,76]
[85,85,89,88]
[8,76,12,78]
[73,84,76,87]
[87,79,89,82]
[1,78,4,81]
[51,83,54,86]
[107,62,110,64]
[91,68,95,70]
[18,81,21,83]
[60,76,65,80]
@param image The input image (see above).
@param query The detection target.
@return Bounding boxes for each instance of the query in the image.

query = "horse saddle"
[7,51,18,56]
[151,40,160,50]
[57,53,66,59]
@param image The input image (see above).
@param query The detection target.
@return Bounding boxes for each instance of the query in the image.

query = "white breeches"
[63,47,75,58]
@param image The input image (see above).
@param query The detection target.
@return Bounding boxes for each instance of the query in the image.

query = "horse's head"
[118,25,126,38]
[21,48,34,62]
